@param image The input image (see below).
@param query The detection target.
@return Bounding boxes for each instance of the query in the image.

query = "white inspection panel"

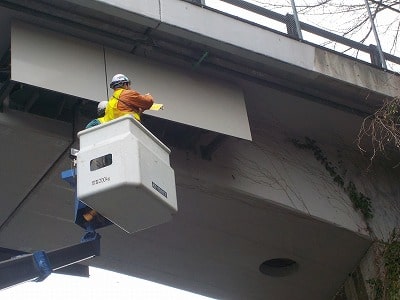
[11,21,107,102]
[105,48,252,140]
[11,21,252,140]
[76,115,177,233]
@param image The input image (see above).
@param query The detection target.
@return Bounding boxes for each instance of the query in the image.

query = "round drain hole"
[259,258,299,277]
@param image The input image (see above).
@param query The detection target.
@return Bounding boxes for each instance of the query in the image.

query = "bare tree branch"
[244,0,399,59]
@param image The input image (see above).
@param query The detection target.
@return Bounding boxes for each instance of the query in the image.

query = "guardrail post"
[369,44,384,67]
[285,14,301,39]
[189,0,205,5]
[289,0,303,40]
[364,0,387,69]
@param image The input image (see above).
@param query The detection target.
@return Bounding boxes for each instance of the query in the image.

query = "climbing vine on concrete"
[367,278,384,300]
[368,229,400,300]
[292,137,373,219]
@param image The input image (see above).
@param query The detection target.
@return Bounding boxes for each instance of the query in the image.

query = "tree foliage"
[239,1,400,161]
[357,96,400,165]
[244,0,400,65]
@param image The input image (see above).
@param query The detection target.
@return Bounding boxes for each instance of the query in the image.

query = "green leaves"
[293,137,373,219]
[368,230,400,300]
[345,181,373,219]
[367,278,384,300]
[384,230,400,299]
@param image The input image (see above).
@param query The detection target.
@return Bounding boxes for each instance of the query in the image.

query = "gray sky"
[206,0,400,72]
[0,267,215,300]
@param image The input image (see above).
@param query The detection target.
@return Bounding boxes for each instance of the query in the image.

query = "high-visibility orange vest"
[98,89,141,124]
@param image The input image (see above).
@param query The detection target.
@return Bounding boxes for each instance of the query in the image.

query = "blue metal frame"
[61,168,112,234]
[32,251,52,282]
[0,238,100,290]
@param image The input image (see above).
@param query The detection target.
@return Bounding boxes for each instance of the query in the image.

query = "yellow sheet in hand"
[150,103,164,111]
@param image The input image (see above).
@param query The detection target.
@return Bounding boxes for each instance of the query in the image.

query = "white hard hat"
[97,101,108,116]
[110,74,130,89]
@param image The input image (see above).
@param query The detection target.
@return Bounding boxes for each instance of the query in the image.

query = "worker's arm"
[117,89,154,112]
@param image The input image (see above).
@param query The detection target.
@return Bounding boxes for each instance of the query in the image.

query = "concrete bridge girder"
[0,1,399,299]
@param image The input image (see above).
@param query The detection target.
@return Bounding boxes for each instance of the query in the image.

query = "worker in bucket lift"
[100,73,159,124]
[85,101,108,128]
[82,74,161,222]
[85,74,163,129]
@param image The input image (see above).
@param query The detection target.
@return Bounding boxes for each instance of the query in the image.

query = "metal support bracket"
[0,238,100,290]
[32,251,52,282]
[61,169,112,232]
[0,80,16,112]
[200,135,227,160]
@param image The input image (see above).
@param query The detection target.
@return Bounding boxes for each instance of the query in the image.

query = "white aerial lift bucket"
[76,115,177,234]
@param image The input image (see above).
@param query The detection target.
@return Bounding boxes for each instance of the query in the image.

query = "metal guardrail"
[185,0,400,71]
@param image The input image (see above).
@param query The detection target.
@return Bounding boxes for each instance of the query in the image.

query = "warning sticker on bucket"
[152,182,167,198]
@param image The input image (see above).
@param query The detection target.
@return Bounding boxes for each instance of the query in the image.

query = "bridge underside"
[0,86,373,300]
[0,1,395,299]
[0,120,371,300]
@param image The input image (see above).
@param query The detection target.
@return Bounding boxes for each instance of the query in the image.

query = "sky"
[0,267,215,300]
[206,0,400,72]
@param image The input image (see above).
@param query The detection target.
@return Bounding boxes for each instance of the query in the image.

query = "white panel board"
[10,21,251,140]
[105,48,252,140]
[11,21,107,102]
